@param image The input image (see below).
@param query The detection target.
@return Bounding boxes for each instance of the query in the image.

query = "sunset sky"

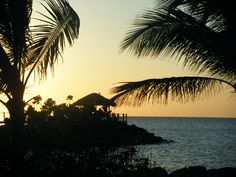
[1,0,235,118]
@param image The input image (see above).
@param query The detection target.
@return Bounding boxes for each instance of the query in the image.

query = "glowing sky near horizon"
[1,0,235,118]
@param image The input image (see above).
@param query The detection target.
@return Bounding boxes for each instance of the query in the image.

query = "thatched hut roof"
[73,93,116,107]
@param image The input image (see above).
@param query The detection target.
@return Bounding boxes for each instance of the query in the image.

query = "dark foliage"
[0,103,167,176]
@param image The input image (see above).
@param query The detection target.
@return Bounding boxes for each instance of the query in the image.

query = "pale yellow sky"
[1,0,236,118]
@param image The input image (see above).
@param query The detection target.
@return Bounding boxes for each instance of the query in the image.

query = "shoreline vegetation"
[0,101,235,176]
[128,116,236,119]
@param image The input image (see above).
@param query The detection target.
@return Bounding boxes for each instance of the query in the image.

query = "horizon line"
[128,115,236,119]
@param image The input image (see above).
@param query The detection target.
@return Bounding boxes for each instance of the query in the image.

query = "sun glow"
[1,0,235,120]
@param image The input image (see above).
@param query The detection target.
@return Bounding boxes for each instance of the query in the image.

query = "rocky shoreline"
[128,166,236,177]
[117,124,236,177]
[114,123,173,145]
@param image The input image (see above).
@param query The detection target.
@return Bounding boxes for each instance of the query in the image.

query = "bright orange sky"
[1,0,236,119]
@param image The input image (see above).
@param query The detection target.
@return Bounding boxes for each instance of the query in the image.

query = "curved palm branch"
[111,76,235,106]
[121,8,236,81]
[24,0,80,86]
[0,75,11,103]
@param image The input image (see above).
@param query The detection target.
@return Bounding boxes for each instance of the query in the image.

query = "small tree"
[66,95,73,105]
[41,98,56,116]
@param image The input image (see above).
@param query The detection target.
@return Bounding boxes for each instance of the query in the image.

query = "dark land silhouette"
[0,96,169,176]
[0,96,235,176]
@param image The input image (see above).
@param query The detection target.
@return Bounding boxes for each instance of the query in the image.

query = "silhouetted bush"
[0,103,168,176]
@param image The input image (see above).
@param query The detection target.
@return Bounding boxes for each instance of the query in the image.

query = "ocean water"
[127,117,236,172]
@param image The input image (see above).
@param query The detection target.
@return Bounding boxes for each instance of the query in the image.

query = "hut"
[73,93,127,123]
[73,93,116,112]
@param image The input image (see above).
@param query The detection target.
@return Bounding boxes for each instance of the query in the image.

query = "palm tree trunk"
[10,108,25,174]
[7,89,26,174]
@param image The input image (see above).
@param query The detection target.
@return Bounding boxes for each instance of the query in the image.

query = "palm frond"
[111,76,235,107]
[0,69,11,100]
[25,0,80,82]
[0,45,12,72]
[121,7,236,80]
[121,7,215,55]
[166,0,234,26]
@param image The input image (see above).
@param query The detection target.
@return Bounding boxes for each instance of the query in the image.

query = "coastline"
[126,166,236,177]
[128,117,236,172]
[128,116,236,119]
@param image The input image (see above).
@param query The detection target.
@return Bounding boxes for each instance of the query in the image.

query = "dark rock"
[169,166,207,177]
[130,167,168,177]
[151,167,168,177]
[207,167,236,177]
[127,124,172,145]
[168,166,236,177]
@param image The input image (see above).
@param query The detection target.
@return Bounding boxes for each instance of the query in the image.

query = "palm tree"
[0,0,79,171]
[112,0,236,106]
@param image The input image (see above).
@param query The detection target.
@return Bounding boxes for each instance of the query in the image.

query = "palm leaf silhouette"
[112,0,236,106]
[121,8,235,80]
[112,76,235,106]
[25,0,80,83]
